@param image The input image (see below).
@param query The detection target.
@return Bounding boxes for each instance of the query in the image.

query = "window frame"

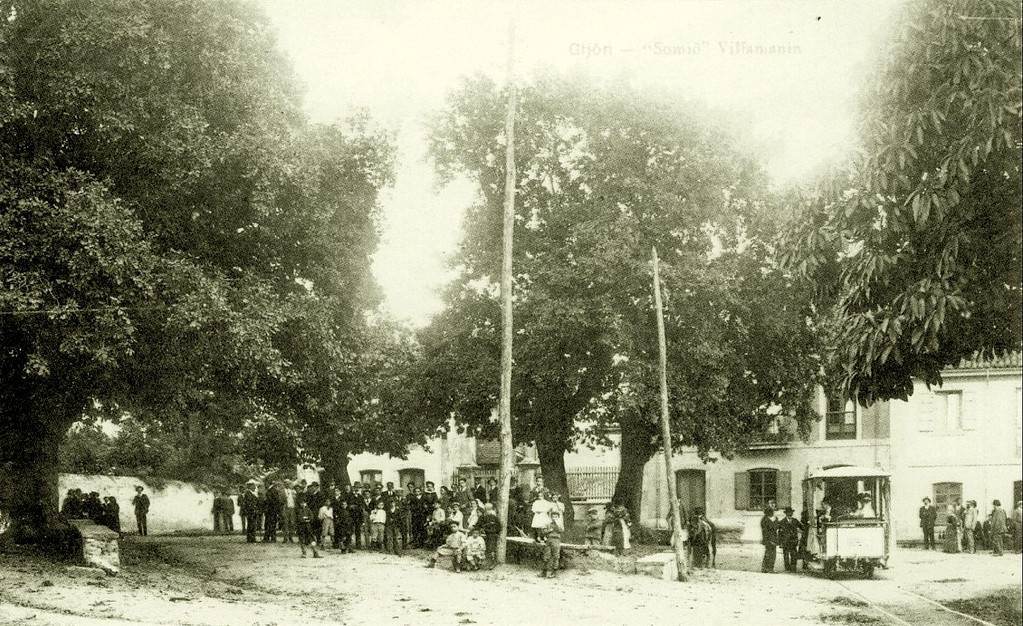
[825,393,857,440]
[932,482,962,524]
[359,470,382,487]
[748,468,778,511]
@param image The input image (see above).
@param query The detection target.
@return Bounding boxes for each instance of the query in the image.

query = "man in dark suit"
[760,507,778,572]
[262,480,282,542]
[778,507,801,572]
[919,497,937,549]
[132,486,150,536]
[240,481,260,543]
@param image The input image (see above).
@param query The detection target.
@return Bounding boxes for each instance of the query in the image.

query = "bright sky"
[258,0,900,326]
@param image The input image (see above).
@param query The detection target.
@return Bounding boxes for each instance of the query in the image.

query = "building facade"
[344,354,1021,543]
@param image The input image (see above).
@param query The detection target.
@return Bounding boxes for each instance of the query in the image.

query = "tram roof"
[804,465,891,480]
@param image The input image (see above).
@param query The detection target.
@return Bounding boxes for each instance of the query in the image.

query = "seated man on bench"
[426,521,467,572]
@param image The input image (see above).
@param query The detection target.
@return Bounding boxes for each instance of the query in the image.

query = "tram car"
[802,465,891,579]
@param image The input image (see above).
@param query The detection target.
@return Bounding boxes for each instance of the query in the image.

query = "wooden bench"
[505,535,613,566]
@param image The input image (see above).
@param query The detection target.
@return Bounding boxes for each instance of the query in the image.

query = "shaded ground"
[0,535,1019,625]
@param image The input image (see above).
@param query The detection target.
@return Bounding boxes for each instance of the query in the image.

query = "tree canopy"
[0,0,408,536]
[419,73,821,521]
[781,0,1022,405]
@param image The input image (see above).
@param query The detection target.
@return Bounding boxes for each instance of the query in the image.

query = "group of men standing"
[919,497,1021,556]
[759,506,803,573]
[232,476,505,548]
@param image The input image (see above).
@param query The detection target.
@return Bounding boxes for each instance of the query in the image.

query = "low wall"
[59,474,223,535]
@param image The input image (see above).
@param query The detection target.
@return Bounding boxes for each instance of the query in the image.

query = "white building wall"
[889,367,1022,541]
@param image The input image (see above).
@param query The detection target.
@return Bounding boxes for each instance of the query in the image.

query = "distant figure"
[478,502,502,567]
[102,496,121,533]
[132,486,150,536]
[689,507,718,569]
[295,501,320,558]
[61,488,85,519]
[989,500,1007,556]
[240,480,260,543]
[584,507,602,546]
[760,507,778,573]
[84,492,103,522]
[778,507,800,572]
[963,500,979,554]
[943,511,962,553]
[1013,501,1022,554]
[919,497,937,550]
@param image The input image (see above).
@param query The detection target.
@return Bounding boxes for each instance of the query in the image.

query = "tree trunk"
[535,433,574,527]
[318,453,351,489]
[613,411,658,529]
[0,407,72,543]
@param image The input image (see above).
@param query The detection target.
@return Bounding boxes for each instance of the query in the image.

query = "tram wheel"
[861,563,874,579]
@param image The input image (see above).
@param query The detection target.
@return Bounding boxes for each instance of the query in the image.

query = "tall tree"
[781,0,1022,405]
[422,73,821,523]
[0,0,394,538]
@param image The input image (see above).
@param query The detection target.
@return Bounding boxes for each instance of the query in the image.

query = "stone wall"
[59,474,222,535]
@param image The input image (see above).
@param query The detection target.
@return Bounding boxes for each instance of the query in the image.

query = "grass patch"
[829,596,868,607]
[928,577,968,583]
[943,589,1022,626]
[819,611,885,624]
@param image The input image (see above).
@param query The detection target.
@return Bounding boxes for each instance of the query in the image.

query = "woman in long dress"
[942,513,961,553]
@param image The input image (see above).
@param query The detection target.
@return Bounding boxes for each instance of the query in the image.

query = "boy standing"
[369,500,387,550]
[296,501,321,558]
[478,502,502,567]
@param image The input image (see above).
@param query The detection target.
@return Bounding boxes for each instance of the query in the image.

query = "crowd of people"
[918,497,1022,556]
[232,475,518,564]
[60,488,121,532]
[60,485,151,536]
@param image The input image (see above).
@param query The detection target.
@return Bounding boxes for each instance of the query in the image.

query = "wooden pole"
[496,22,517,565]
[652,246,689,581]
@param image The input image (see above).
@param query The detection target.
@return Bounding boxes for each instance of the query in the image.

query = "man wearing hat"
[778,506,801,572]
[919,497,937,549]
[760,507,778,572]
[132,485,150,536]
[240,480,260,543]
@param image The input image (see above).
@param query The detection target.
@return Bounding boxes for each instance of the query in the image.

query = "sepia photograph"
[0,1,1020,624]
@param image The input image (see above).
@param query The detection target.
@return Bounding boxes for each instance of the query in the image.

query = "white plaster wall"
[346,439,447,488]
[889,369,1022,540]
[58,473,221,534]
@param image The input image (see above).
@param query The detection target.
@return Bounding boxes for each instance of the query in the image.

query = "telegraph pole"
[652,247,689,581]
[496,22,517,565]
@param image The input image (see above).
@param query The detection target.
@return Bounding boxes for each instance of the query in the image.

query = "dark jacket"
[761,514,778,547]
[919,505,937,528]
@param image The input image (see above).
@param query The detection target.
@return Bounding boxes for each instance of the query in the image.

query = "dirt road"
[0,536,1018,625]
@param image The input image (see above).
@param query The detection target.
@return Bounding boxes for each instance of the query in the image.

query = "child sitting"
[426,522,467,572]
[465,528,486,570]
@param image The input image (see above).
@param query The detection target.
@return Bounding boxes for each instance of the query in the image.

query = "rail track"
[833,578,1002,626]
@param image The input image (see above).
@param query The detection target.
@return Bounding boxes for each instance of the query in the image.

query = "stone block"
[635,552,679,581]
[68,520,120,575]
